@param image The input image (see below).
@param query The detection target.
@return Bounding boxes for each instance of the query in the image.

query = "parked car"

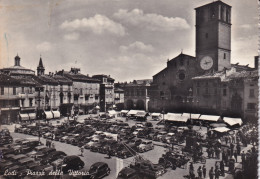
[137,140,154,153]
[117,167,140,179]
[84,138,99,149]
[62,155,84,173]
[87,162,110,179]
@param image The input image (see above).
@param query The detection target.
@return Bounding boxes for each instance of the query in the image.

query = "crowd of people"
[186,124,258,179]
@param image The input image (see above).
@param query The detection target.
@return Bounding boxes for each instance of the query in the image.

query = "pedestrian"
[79,146,84,156]
[234,150,238,163]
[220,160,225,176]
[202,165,206,178]
[209,167,214,179]
[236,144,241,155]
[225,136,228,145]
[241,151,246,169]
[189,162,194,177]
[215,167,220,179]
[45,139,48,147]
[197,166,202,178]
[51,142,55,149]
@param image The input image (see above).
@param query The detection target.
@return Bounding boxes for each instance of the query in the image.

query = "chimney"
[255,56,259,69]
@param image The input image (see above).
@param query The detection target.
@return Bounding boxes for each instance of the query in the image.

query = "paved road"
[6,114,253,179]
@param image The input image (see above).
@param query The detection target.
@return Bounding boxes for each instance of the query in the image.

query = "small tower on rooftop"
[37,55,45,76]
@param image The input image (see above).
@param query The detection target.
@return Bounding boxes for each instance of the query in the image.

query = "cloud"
[36,41,52,52]
[120,41,154,53]
[113,9,190,31]
[60,14,126,36]
[64,32,80,40]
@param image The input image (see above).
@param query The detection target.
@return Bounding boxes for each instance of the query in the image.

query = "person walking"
[202,165,206,178]
[197,166,202,179]
[189,162,194,178]
[209,167,214,179]
[234,150,238,163]
[79,146,84,156]
[215,167,220,179]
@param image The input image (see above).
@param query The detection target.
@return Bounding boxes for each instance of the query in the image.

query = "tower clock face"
[200,56,213,70]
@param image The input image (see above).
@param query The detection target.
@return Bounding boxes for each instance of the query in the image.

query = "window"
[1,87,4,95]
[95,95,99,100]
[210,7,215,19]
[85,95,89,101]
[249,89,255,97]
[21,99,25,107]
[247,103,256,110]
[22,87,24,93]
[29,98,33,107]
[29,87,32,93]
[13,87,16,95]
[224,53,226,59]
[80,88,83,95]
[223,89,227,96]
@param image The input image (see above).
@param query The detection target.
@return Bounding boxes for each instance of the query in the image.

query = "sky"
[0,0,258,82]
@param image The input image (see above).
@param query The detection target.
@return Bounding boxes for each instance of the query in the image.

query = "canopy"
[127,110,144,115]
[19,113,29,121]
[44,111,53,119]
[165,113,188,122]
[223,117,243,126]
[212,127,230,133]
[95,106,100,109]
[120,110,129,114]
[182,113,200,119]
[52,111,60,119]
[108,110,117,115]
[151,113,161,117]
[199,115,220,122]
[136,111,147,117]
[28,113,36,120]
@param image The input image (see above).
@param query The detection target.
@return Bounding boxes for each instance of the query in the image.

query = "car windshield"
[89,166,98,173]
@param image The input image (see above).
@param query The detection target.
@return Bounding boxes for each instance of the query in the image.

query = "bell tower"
[37,56,45,76]
[195,0,231,72]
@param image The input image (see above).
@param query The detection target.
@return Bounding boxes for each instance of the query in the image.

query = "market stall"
[223,117,243,127]
[28,113,36,120]
[19,113,30,121]
[52,111,61,119]
[44,111,53,120]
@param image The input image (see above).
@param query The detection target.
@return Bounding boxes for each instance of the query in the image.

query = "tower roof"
[195,0,231,10]
[38,56,44,68]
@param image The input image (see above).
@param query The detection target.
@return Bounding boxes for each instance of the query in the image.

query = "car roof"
[91,162,107,167]
[119,167,136,175]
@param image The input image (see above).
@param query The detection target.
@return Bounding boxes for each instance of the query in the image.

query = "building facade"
[92,75,114,112]
[58,68,100,114]
[114,88,124,110]
[149,54,200,112]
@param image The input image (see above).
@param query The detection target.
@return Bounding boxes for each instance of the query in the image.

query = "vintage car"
[117,167,141,179]
[137,140,154,153]
[87,162,110,179]
[62,155,84,173]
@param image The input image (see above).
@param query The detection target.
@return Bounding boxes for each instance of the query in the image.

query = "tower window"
[205,33,208,39]
[224,53,226,59]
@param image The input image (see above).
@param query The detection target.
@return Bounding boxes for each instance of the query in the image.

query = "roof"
[33,75,59,85]
[165,113,188,122]
[58,71,100,83]
[195,0,231,10]
[223,117,243,126]
[199,115,220,122]
[52,75,73,85]
[192,68,258,82]
[211,127,231,133]
[92,74,114,82]
[153,53,196,77]
[182,113,201,119]
[231,63,254,71]
[11,75,40,87]
[0,73,20,85]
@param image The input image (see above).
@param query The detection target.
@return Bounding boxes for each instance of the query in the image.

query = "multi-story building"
[57,68,100,114]
[0,55,39,123]
[192,64,258,122]
[114,87,124,110]
[92,74,114,112]
[122,80,151,111]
